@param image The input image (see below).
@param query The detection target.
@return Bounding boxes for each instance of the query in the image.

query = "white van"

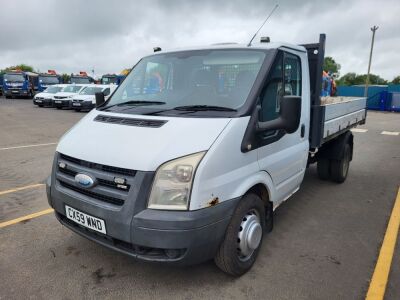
[47,34,366,275]
[71,85,117,111]
[33,84,68,107]
[52,84,89,109]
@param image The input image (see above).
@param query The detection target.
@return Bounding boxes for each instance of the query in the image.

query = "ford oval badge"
[75,173,95,188]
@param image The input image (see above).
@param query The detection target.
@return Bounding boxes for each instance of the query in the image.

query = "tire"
[38,105,44,107]
[330,143,351,183]
[5,96,11,99]
[56,107,61,110]
[215,193,266,276]
[317,158,330,180]
[75,109,81,112]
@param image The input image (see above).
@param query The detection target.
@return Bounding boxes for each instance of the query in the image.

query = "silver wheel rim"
[237,209,262,261]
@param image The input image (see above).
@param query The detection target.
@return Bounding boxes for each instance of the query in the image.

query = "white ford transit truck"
[47,34,366,276]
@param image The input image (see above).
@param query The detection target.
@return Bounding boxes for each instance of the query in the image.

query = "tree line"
[2,61,399,86]
[323,57,400,85]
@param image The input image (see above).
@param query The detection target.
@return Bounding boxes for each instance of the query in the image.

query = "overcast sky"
[1,0,399,80]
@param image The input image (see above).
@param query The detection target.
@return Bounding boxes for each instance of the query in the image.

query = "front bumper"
[71,101,95,110]
[53,100,72,108]
[33,98,53,107]
[46,156,238,265]
[4,89,29,97]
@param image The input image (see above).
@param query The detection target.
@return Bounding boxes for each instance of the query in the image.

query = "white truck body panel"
[56,110,231,173]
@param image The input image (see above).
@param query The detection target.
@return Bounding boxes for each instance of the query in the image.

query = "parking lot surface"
[0,97,399,299]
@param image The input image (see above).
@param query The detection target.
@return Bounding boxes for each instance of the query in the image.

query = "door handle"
[300,124,305,138]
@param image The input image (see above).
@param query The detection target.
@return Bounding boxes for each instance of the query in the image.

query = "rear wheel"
[330,143,351,183]
[75,109,81,112]
[5,96,11,99]
[38,105,44,107]
[317,158,330,180]
[56,107,61,110]
[214,193,266,276]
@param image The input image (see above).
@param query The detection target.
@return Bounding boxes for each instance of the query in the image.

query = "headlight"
[148,152,205,210]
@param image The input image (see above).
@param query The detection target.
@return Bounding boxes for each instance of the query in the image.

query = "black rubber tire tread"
[56,107,61,110]
[330,143,351,183]
[214,193,265,276]
[317,158,330,180]
[38,105,44,107]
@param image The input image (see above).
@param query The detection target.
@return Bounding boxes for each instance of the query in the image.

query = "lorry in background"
[37,70,61,92]
[0,73,3,96]
[71,84,117,111]
[70,72,94,84]
[3,70,37,98]
[101,74,126,85]
[47,34,367,276]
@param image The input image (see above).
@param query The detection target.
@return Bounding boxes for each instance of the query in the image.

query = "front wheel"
[330,143,351,183]
[214,193,266,276]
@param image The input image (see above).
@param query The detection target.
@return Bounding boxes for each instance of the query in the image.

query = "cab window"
[259,51,301,123]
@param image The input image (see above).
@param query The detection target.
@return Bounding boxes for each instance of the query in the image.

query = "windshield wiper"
[173,105,237,112]
[102,100,166,110]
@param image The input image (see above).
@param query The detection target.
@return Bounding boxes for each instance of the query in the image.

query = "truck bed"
[321,96,367,140]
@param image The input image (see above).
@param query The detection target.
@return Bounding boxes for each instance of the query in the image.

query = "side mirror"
[257,96,301,134]
[95,92,105,107]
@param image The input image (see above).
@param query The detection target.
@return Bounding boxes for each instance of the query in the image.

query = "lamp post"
[364,26,379,97]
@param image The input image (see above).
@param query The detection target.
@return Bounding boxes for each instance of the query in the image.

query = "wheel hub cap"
[238,213,262,260]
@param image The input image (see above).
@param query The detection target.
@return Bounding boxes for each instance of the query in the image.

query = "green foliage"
[391,76,400,84]
[323,57,341,75]
[1,64,35,73]
[61,73,71,84]
[337,72,388,86]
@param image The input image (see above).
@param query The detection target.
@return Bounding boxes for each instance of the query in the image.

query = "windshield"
[79,86,103,95]
[106,49,266,115]
[44,86,63,93]
[101,76,117,84]
[39,75,59,84]
[71,77,90,84]
[4,74,25,82]
[62,85,83,93]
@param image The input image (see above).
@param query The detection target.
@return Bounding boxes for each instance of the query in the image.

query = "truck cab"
[0,73,3,96]
[47,34,366,276]
[3,71,36,98]
[101,74,126,85]
[38,71,61,92]
[70,72,94,84]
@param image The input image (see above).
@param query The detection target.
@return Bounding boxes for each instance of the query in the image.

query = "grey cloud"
[0,0,399,79]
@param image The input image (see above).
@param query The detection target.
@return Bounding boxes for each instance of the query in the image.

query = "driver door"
[257,50,309,203]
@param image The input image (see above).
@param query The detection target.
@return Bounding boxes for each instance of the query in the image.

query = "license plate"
[36,100,42,103]
[55,100,61,104]
[12,91,18,93]
[65,205,106,234]
[72,103,81,106]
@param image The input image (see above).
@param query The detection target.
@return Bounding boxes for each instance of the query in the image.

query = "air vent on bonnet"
[94,114,167,128]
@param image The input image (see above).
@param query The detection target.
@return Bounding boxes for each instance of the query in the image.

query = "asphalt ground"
[0,97,399,299]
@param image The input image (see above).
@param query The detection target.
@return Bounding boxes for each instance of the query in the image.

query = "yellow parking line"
[0,183,45,196]
[0,208,54,229]
[366,187,400,300]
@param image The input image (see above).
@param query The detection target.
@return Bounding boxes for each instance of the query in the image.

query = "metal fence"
[337,85,400,112]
